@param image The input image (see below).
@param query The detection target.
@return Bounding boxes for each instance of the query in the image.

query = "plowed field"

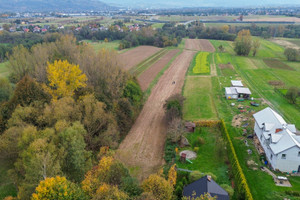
[185,39,215,52]
[138,49,180,91]
[118,46,161,70]
[117,50,195,180]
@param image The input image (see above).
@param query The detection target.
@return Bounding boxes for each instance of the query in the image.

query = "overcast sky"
[103,0,300,8]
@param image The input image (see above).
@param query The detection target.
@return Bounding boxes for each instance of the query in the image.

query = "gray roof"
[231,80,243,87]
[253,107,286,129]
[269,129,300,154]
[225,87,237,95]
[183,176,229,200]
[235,87,251,95]
[254,107,300,154]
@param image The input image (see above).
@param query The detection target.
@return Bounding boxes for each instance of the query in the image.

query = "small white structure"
[253,107,300,173]
[225,87,251,99]
[231,80,243,87]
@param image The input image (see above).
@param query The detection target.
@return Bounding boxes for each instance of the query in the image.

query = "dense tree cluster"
[0,34,143,199]
[187,22,236,41]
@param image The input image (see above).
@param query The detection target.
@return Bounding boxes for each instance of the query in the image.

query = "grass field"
[263,59,295,71]
[0,62,9,77]
[254,37,285,59]
[83,40,120,52]
[210,40,234,54]
[151,23,164,29]
[183,77,218,121]
[176,127,230,185]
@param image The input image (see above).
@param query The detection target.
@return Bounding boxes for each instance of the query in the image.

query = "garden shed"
[225,87,251,99]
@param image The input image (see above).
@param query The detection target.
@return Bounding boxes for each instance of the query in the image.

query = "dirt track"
[118,46,161,70]
[117,50,195,180]
[185,39,215,52]
[138,49,180,91]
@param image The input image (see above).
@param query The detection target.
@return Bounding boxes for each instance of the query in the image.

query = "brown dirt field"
[138,49,180,91]
[116,50,196,180]
[118,46,162,70]
[185,39,215,52]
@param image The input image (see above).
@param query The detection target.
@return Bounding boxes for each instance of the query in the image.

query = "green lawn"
[183,77,218,121]
[176,127,231,185]
[0,62,9,78]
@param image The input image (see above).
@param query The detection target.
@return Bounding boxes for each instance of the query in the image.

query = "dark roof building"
[183,176,229,200]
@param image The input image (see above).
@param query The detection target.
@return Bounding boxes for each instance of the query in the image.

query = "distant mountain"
[0,0,112,12]
[102,0,300,8]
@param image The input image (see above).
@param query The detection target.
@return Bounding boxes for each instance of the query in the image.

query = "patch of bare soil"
[138,49,180,91]
[185,39,215,52]
[118,46,161,70]
[116,50,196,181]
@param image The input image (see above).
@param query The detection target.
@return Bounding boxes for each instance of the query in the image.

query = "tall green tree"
[284,48,298,61]
[234,29,252,56]
[59,122,92,183]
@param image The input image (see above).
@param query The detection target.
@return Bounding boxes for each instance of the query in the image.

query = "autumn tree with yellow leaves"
[142,174,173,200]
[46,60,87,99]
[32,176,87,200]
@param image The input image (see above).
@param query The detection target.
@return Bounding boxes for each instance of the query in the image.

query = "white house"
[253,107,300,173]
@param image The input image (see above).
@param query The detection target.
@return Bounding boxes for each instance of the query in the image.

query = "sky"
[102,0,300,8]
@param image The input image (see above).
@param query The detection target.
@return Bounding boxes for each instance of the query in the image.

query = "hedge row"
[194,120,221,128]
[219,119,253,200]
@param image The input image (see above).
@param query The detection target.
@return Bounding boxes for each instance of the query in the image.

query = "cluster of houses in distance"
[0,22,142,33]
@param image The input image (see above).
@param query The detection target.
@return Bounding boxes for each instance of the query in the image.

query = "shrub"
[284,48,299,61]
[220,184,234,197]
[164,94,185,122]
[120,177,143,197]
[190,171,203,182]
[164,139,177,164]
[193,147,199,153]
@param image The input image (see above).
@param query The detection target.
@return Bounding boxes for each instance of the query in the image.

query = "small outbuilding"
[183,176,229,200]
[231,80,243,87]
[225,87,251,99]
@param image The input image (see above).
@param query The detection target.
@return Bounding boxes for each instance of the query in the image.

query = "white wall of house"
[266,149,277,170]
[275,147,300,172]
